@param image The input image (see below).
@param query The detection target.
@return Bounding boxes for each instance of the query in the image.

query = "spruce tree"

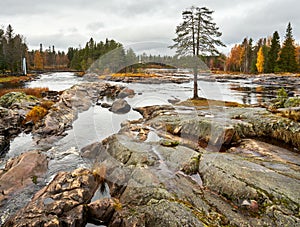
[278,23,297,72]
[266,31,280,73]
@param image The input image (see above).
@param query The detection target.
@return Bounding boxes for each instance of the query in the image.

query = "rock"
[199,151,300,225]
[87,198,119,224]
[117,88,135,98]
[3,168,102,226]
[134,105,175,119]
[101,102,112,108]
[110,99,131,114]
[167,97,180,104]
[0,92,38,108]
[160,139,179,147]
[142,106,300,150]
[0,151,48,203]
[41,90,60,102]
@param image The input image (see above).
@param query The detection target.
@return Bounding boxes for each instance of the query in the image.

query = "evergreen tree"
[170,6,225,98]
[0,28,6,72]
[266,31,280,73]
[2,25,27,73]
[3,25,15,72]
[278,22,297,72]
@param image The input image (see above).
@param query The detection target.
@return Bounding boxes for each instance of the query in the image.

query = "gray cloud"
[86,22,105,32]
[0,0,299,54]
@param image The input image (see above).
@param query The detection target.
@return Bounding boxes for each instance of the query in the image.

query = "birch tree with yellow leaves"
[256,46,264,73]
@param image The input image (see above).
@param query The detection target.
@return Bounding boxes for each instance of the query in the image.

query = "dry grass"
[0,75,34,83]
[177,98,246,108]
[0,87,49,98]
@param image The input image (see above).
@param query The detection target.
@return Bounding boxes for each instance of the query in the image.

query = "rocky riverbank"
[1,80,300,226]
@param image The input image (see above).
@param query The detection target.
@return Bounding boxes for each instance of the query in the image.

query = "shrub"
[24,106,48,124]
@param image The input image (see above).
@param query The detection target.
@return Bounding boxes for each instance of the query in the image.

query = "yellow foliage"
[34,51,44,70]
[256,47,264,73]
[24,106,48,124]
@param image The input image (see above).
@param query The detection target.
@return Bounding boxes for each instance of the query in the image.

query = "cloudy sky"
[0,0,299,55]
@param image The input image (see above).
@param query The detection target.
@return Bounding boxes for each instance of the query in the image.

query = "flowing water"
[2,72,293,171]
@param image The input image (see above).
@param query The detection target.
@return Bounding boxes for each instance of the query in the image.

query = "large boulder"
[117,88,135,99]
[3,168,119,226]
[110,99,131,114]
[0,151,48,203]
[142,106,300,150]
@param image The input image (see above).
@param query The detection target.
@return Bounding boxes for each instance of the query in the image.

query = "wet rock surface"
[110,99,131,114]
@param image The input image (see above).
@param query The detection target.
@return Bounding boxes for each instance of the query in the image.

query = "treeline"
[0,24,69,73]
[2,23,300,75]
[0,25,27,74]
[226,22,300,73]
[67,38,135,71]
[27,44,69,71]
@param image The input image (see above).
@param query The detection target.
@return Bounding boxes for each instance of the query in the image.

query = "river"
[2,71,293,164]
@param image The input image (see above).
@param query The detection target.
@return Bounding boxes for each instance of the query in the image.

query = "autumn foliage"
[226,23,299,73]
[225,44,244,72]
[24,106,48,124]
[256,47,264,73]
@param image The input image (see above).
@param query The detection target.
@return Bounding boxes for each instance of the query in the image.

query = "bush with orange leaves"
[24,106,48,124]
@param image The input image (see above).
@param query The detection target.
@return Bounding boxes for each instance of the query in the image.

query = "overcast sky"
[0,0,299,55]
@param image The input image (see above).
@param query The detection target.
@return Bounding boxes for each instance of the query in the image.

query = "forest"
[0,22,299,74]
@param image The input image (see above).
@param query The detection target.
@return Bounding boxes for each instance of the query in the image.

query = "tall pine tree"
[266,31,280,73]
[170,6,225,98]
[278,23,297,72]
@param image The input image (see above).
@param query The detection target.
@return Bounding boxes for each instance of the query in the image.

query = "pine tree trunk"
[193,68,198,99]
